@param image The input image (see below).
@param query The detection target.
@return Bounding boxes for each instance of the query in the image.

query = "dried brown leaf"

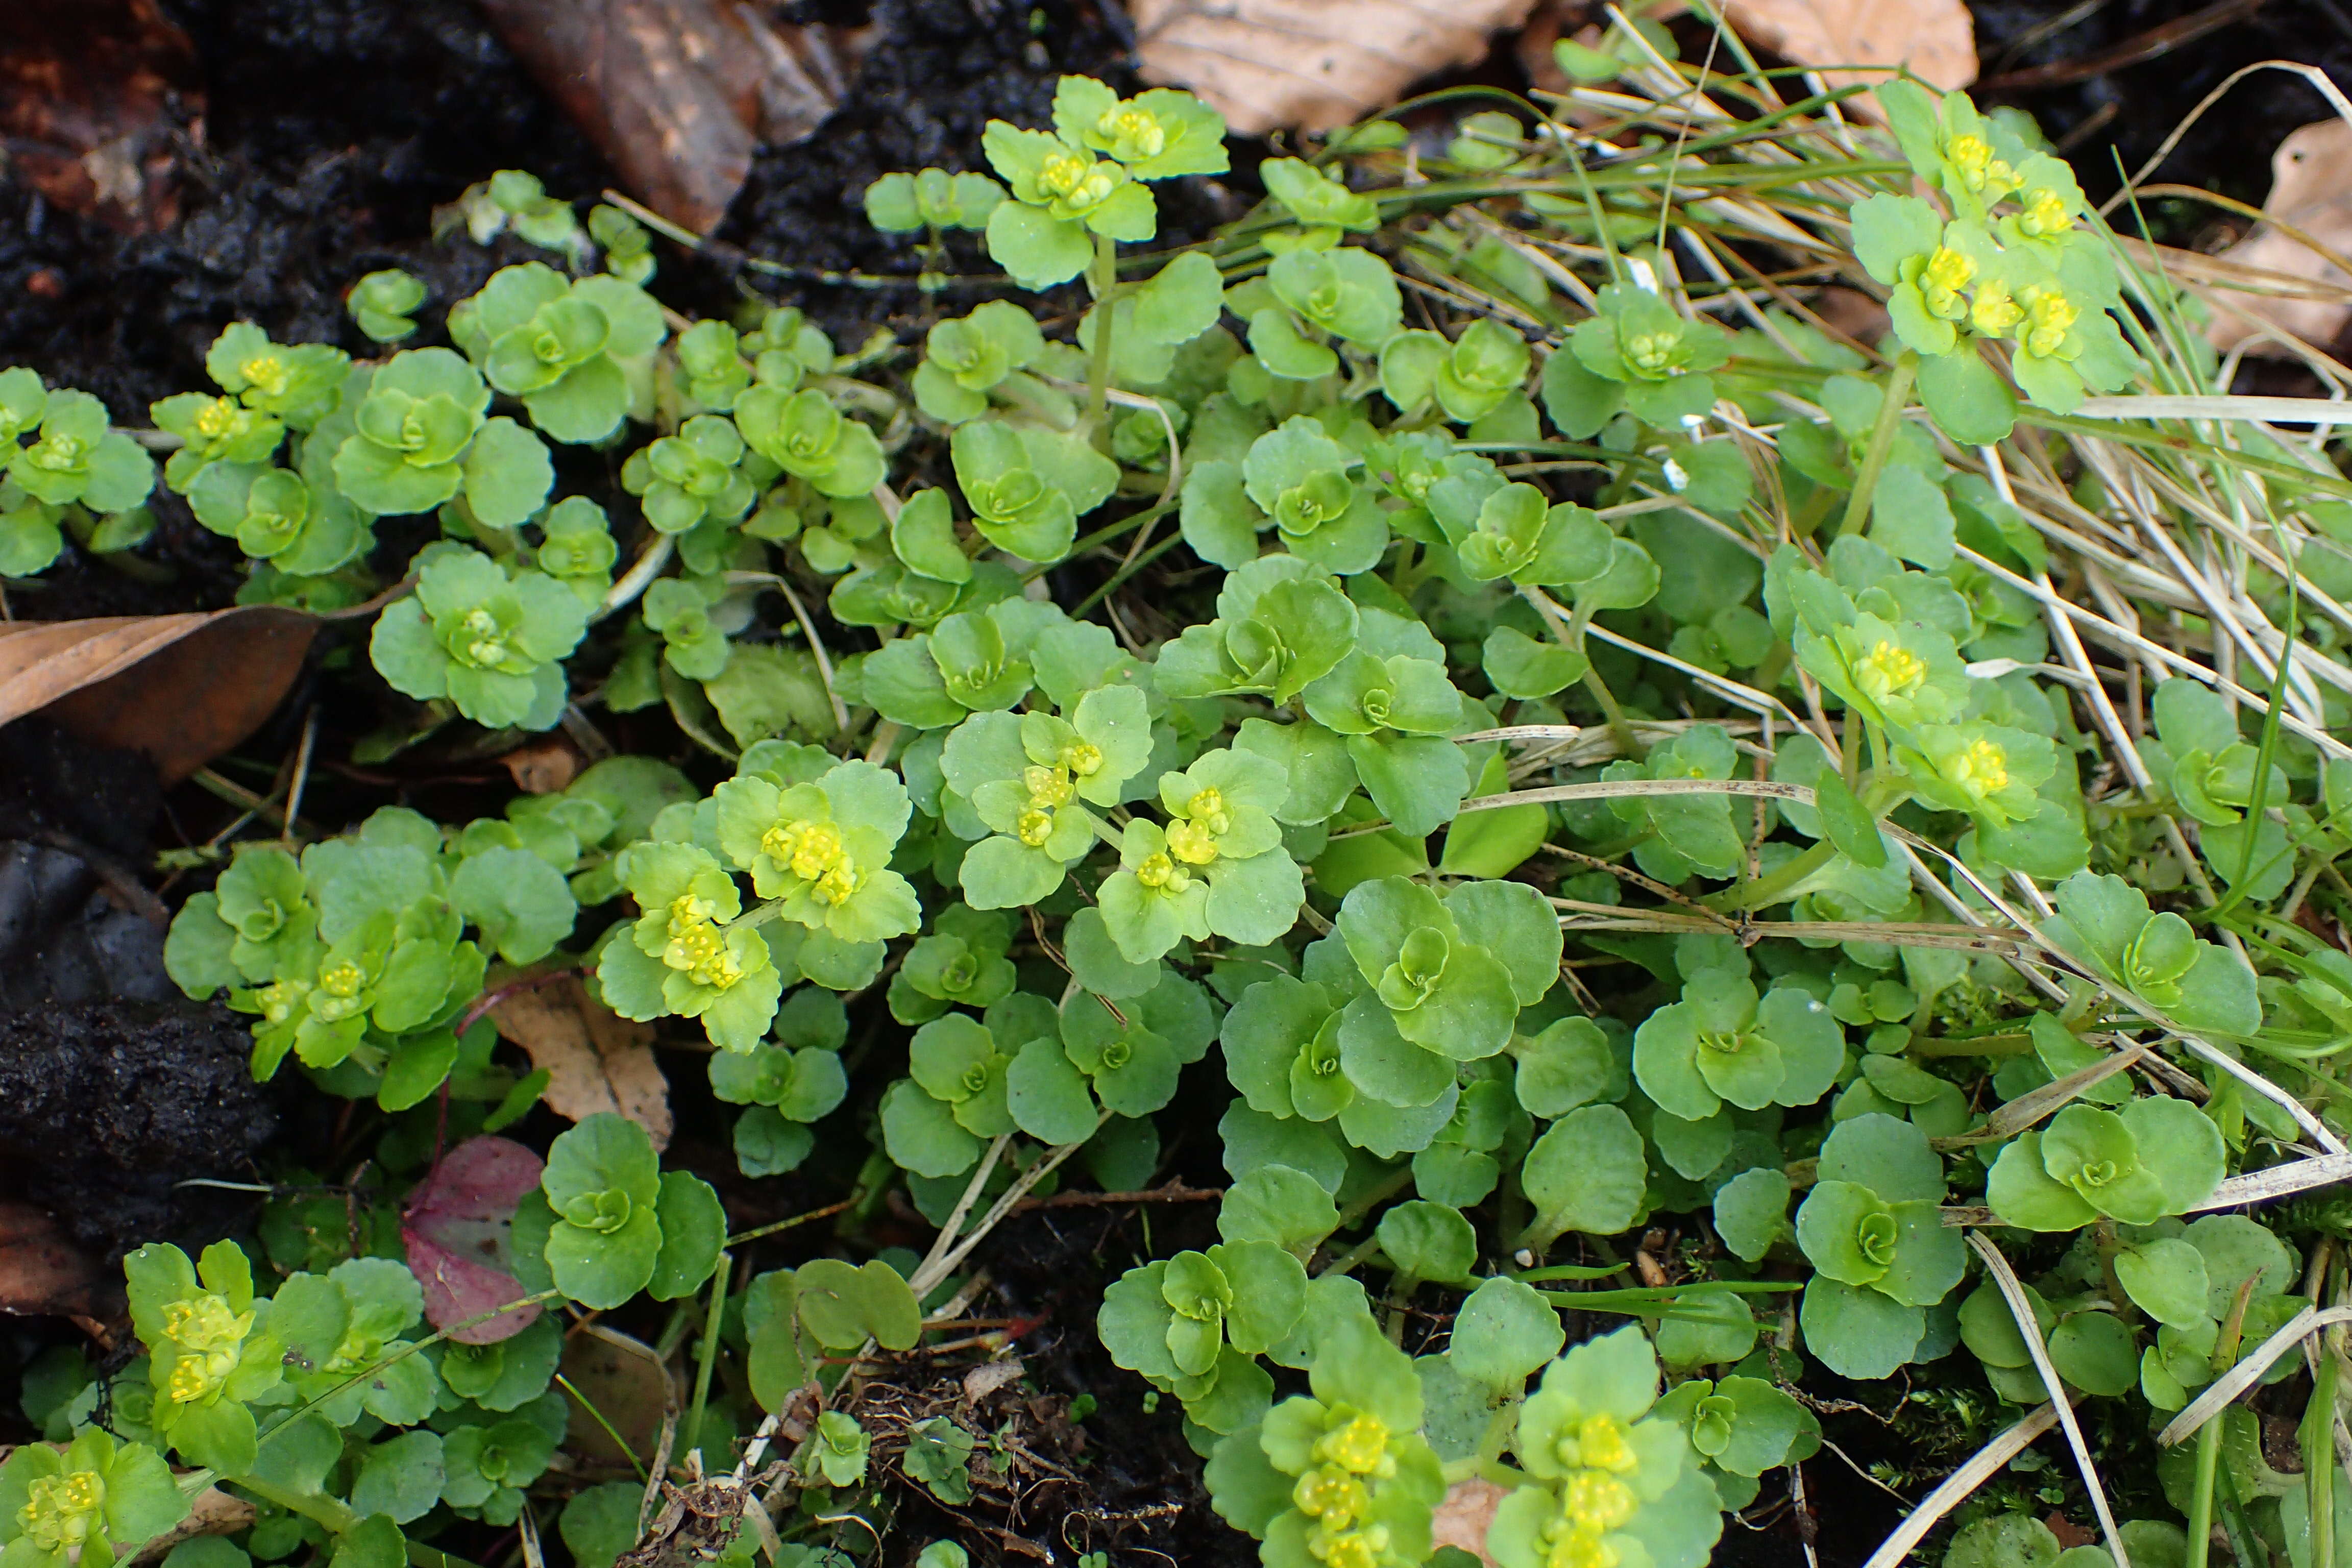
[1710,0,1974,113]
[490,974,673,1149]
[471,0,876,230]
[559,1326,673,1466]
[128,1489,257,1566]
[501,737,584,795]
[1130,0,1539,135]
[1430,1477,1507,1567]
[0,1200,115,1320]
[0,607,316,783]
[2206,119,2352,356]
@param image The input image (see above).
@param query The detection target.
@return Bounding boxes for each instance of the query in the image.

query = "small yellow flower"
[1292,1466,1369,1527]
[1573,1415,1639,1476]
[1135,851,1190,891]
[1952,737,2011,794]
[1060,741,1104,778]
[1314,1412,1392,1476]
[2019,286,2078,358]
[661,895,743,989]
[1560,1466,1639,1527]
[1969,277,2023,336]
[241,354,290,397]
[159,1293,254,1405]
[1919,248,1976,318]
[1945,134,2018,198]
[192,397,241,439]
[1017,809,1056,848]
[1538,1521,1620,1568]
[19,1471,104,1554]
[1623,330,1682,378]
[2017,188,2069,237]
[1101,107,1166,159]
[1165,818,1219,866]
[1023,765,1074,809]
[1857,639,1927,703]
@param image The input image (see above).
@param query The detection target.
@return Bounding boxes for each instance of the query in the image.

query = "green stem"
[1702,839,1835,915]
[233,1474,358,1533]
[1085,232,1120,426]
[2310,1342,2340,1568]
[2185,1411,2222,1568]
[1836,350,1918,540]
[682,1252,731,1465]
[555,1373,651,1484]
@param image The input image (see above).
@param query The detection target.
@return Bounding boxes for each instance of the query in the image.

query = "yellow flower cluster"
[762,818,861,904]
[1943,133,2020,200]
[1533,1416,1643,1568]
[1856,640,1927,706]
[160,1293,254,1405]
[18,1472,104,1555]
[1948,737,2011,795]
[1037,152,1122,214]
[1294,1413,1400,1568]
[661,893,744,990]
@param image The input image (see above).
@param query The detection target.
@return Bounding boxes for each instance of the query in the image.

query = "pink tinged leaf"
[403,1134,546,1344]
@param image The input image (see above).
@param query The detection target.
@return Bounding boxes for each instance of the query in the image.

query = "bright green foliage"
[453,169,584,252]
[0,1429,187,1568]
[865,168,1006,234]
[350,270,428,344]
[4,381,154,524]
[597,841,783,1050]
[272,1258,442,1426]
[976,78,1224,287]
[1099,1242,1308,1427]
[451,263,665,444]
[1569,283,1731,425]
[942,688,1153,909]
[122,1241,282,1473]
[891,904,1018,1022]
[1207,1316,1446,1566]
[1988,1098,2225,1229]
[1156,557,1363,706]
[915,302,1047,424]
[1634,971,1844,1119]
[533,1114,721,1308]
[333,349,488,514]
[1100,747,1302,962]
[589,203,656,285]
[736,386,885,499]
[804,1411,871,1488]
[623,414,756,534]
[369,545,590,729]
[1488,1327,1721,1568]
[2039,871,2261,1035]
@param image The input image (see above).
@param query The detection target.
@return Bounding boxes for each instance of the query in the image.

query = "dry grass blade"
[1859,1403,2062,1568]
[2194,1154,2352,1210]
[1968,1234,2133,1567]
[2157,1305,2352,1444]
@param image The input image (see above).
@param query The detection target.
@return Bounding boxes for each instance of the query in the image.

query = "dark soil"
[0,997,277,1261]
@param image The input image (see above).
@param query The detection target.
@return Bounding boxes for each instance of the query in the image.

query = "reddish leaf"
[402,1135,546,1344]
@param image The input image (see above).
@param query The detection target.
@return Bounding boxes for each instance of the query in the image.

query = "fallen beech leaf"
[127,1488,257,1566]
[1130,0,1539,135]
[1431,1476,1507,1566]
[403,1135,547,1344]
[1714,0,1975,107]
[472,0,876,230]
[0,607,316,784]
[500,737,584,795]
[0,1199,114,1320]
[961,1356,1027,1404]
[491,974,673,1149]
[559,1326,672,1465]
[2206,119,2352,356]
[0,0,201,233]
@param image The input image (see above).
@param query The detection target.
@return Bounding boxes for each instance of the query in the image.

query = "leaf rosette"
[1633,970,1845,1120]
[597,841,785,1051]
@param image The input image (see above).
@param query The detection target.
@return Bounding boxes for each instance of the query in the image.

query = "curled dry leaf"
[1430,1476,1507,1567]
[2205,119,2352,357]
[471,0,877,230]
[0,0,201,233]
[0,1199,115,1321]
[501,736,585,795]
[490,972,674,1148]
[961,1356,1027,1404]
[1130,0,1539,135]
[0,607,315,784]
[559,1326,673,1466]
[402,1135,547,1344]
[127,1489,257,1567]
[1712,0,1974,109]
